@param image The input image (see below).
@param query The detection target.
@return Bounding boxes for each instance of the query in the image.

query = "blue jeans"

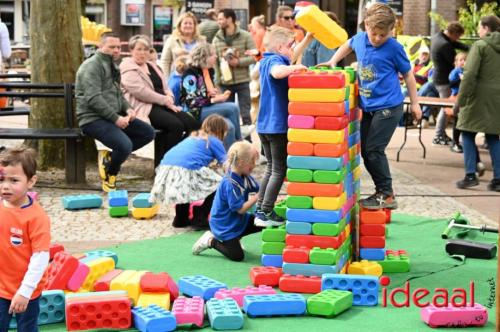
[81,118,155,175]
[201,102,242,149]
[0,297,40,332]
[361,104,404,195]
[462,131,500,178]
[417,81,439,119]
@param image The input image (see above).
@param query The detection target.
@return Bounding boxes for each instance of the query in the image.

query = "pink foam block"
[288,115,315,129]
[67,262,90,291]
[27,191,39,201]
[171,296,204,327]
[421,304,488,328]
[214,285,276,307]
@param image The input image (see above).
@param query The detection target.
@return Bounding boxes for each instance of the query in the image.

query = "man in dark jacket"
[76,32,155,192]
[430,22,468,145]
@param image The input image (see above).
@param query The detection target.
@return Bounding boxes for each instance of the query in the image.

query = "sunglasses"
[282,16,294,20]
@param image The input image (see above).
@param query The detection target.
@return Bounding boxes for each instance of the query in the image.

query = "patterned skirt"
[150,165,222,205]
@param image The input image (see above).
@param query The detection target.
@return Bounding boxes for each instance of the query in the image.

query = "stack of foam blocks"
[108,190,129,217]
[271,67,360,293]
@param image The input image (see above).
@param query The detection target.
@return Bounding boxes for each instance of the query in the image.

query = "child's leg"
[173,203,190,227]
[257,134,287,213]
[0,298,13,331]
[14,297,40,332]
[211,216,262,261]
[360,112,376,189]
[256,134,272,210]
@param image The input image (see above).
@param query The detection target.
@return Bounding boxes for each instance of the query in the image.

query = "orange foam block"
[360,209,387,224]
[289,101,345,117]
[287,142,314,156]
[287,182,343,197]
[313,142,348,157]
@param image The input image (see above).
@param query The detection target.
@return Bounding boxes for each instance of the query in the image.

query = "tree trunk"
[29,0,84,169]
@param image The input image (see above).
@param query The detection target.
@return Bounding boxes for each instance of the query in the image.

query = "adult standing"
[199,9,219,43]
[120,35,200,165]
[271,5,304,43]
[76,33,155,192]
[213,9,256,136]
[430,21,468,145]
[0,17,11,72]
[456,15,500,192]
[160,12,206,79]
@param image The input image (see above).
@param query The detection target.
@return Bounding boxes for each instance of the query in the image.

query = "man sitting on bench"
[76,32,155,192]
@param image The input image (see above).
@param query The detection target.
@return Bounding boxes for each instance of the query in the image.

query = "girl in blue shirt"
[192,140,263,262]
[150,114,228,228]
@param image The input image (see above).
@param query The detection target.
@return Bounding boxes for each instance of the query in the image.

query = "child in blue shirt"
[192,141,262,262]
[449,52,467,153]
[150,114,228,228]
[167,55,188,106]
[254,27,307,226]
[322,3,422,210]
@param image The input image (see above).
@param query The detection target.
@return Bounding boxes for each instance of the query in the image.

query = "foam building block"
[285,234,341,250]
[279,274,322,294]
[206,298,244,330]
[214,285,276,307]
[45,252,79,290]
[132,193,153,208]
[137,292,170,310]
[49,243,65,260]
[377,250,410,273]
[283,262,336,277]
[295,5,348,48]
[313,195,346,210]
[314,116,349,131]
[420,304,488,328]
[109,205,128,217]
[171,296,204,327]
[178,275,227,301]
[287,182,343,198]
[109,270,148,305]
[83,249,118,265]
[132,304,176,332]
[261,226,286,242]
[262,242,286,255]
[312,219,345,236]
[288,128,344,144]
[306,289,353,317]
[286,221,312,235]
[286,196,313,209]
[243,294,306,317]
[287,142,314,156]
[140,272,170,292]
[309,247,338,265]
[360,236,385,249]
[289,88,345,103]
[283,246,310,264]
[287,155,343,171]
[81,257,115,291]
[313,142,347,157]
[321,274,379,306]
[288,101,345,117]
[360,224,386,236]
[93,269,123,292]
[249,266,282,287]
[288,114,315,129]
[261,254,283,267]
[348,260,383,277]
[287,168,313,182]
[360,248,386,261]
[288,70,345,88]
[312,169,346,184]
[67,262,90,291]
[62,194,102,210]
[286,208,342,224]
[108,190,128,207]
[132,204,160,220]
[10,290,66,329]
[360,209,387,224]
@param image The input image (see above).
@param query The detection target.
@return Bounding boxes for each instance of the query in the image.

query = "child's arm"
[9,251,50,314]
[402,71,423,120]
[318,40,353,68]
[292,32,315,64]
[237,194,259,214]
[271,64,307,79]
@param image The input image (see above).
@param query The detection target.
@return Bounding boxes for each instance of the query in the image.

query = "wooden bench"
[397,96,456,161]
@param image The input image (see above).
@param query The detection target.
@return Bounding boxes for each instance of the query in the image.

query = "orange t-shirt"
[0,200,51,300]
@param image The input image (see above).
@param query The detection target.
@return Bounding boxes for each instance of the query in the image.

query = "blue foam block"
[261,254,283,267]
[84,249,118,265]
[287,155,343,171]
[9,290,65,329]
[206,298,244,330]
[132,304,176,332]
[348,132,360,148]
[286,221,312,235]
[132,193,153,208]
[108,190,128,207]
[344,173,354,198]
[243,294,306,317]
[282,262,337,277]
[286,208,342,223]
[321,274,379,306]
[344,100,350,114]
[61,194,102,210]
[178,275,227,300]
[360,248,386,261]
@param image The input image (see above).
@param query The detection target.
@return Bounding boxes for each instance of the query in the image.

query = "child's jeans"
[361,104,403,195]
[0,297,40,332]
[257,133,287,212]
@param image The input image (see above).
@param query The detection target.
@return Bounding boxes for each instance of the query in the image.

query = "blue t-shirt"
[349,32,411,112]
[167,71,182,106]
[209,172,260,241]
[160,136,226,170]
[257,52,290,134]
[448,67,463,96]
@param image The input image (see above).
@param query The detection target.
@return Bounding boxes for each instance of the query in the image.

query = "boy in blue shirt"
[449,52,467,153]
[322,3,422,209]
[254,27,307,226]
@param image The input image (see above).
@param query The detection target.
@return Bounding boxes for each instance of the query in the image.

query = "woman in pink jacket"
[120,35,200,163]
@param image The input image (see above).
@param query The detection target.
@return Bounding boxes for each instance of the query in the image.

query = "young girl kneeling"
[192,141,264,261]
[150,114,228,228]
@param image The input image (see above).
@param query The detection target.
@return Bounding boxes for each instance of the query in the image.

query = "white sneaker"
[240,124,255,138]
[477,162,486,178]
[192,231,214,255]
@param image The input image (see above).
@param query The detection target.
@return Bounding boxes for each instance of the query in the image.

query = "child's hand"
[9,293,29,314]
[411,102,423,120]
[292,64,308,73]
[248,194,259,206]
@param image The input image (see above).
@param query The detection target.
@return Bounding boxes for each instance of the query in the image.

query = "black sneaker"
[450,143,463,153]
[432,135,452,146]
[360,192,398,210]
[487,178,500,192]
[456,174,479,189]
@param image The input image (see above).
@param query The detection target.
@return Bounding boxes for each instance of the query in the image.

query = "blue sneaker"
[254,210,285,227]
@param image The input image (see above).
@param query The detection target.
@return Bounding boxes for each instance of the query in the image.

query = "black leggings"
[210,216,262,262]
[149,105,200,161]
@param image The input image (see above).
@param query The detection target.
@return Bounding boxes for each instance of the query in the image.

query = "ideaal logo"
[380,276,475,308]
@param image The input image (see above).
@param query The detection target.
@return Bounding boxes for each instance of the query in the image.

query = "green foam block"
[312,218,346,236]
[109,206,128,217]
[287,168,313,182]
[309,247,339,265]
[313,168,346,184]
[262,241,286,255]
[262,226,286,242]
[307,290,353,317]
[286,196,313,209]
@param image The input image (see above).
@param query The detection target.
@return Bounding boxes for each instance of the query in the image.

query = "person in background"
[0,17,11,72]
[248,15,267,60]
[167,55,189,106]
[199,9,220,44]
[448,51,466,153]
[413,44,432,89]
[161,12,206,79]
[456,15,500,191]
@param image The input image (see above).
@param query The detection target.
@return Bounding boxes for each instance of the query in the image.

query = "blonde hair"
[264,26,294,52]
[226,140,258,171]
[174,55,189,74]
[276,5,293,20]
[364,3,396,31]
[455,52,467,61]
[173,12,201,40]
[128,34,151,50]
[191,114,228,142]
[189,43,215,68]
[251,15,266,28]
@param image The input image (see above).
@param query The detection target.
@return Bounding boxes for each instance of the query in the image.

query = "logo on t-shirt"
[10,227,23,246]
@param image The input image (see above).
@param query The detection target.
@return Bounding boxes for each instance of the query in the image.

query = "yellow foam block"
[295,5,348,49]
[313,193,346,210]
[132,205,160,220]
[349,94,357,109]
[110,270,148,305]
[349,146,357,160]
[289,88,345,103]
[349,83,356,98]
[347,260,383,277]
[353,165,362,181]
[81,257,115,291]
[288,128,344,144]
[137,292,171,310]
[340,265,347,274]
